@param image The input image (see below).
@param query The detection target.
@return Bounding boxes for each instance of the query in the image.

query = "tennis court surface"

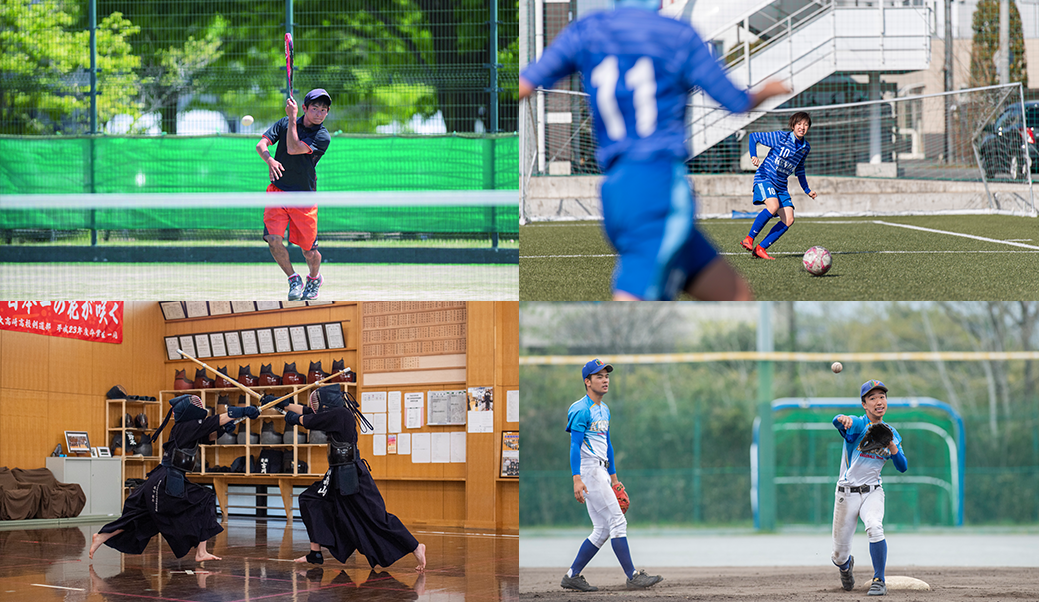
[520,215,1039,300]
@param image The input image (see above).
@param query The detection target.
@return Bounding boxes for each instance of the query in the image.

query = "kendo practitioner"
[89,394,260,561]
[274,385,427,571]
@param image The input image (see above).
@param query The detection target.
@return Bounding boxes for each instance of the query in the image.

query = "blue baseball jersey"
[834,415,904,487]
[566,395,610,463]
[521,7,751,171]
[749,131,811,194]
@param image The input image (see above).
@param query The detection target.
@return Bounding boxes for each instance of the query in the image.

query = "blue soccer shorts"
[600,157,718,301]
[752,182,794,208]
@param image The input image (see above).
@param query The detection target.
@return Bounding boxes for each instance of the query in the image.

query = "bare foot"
[195,551,222,562]
[89,532,109,559]
[294,555,309,563]
[413,543,426,572]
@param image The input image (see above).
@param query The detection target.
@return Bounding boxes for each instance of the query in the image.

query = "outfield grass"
[520,215,1039,300]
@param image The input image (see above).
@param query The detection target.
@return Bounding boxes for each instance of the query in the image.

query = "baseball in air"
[241,115,254,127]
[832,362,843,374]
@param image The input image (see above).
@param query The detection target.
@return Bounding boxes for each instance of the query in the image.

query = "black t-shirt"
[262,116,331,191]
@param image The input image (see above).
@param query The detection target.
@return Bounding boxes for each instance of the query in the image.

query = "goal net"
[521,83,1037,222]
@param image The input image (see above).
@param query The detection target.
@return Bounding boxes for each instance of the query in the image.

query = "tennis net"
[0,190,517,300]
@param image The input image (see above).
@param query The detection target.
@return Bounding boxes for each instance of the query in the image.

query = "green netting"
[1,134,518,194]
[0,205,517,234]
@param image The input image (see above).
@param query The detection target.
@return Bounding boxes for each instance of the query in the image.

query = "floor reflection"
[0,519,518,601]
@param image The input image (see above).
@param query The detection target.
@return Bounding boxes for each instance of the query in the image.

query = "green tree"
[970,0,1028,87]
[0,0,141,134]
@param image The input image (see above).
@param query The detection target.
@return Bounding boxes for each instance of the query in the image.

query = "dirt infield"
[520,566,1039,601]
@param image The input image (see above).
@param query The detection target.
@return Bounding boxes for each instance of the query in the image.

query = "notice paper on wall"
[397,433,411,455]
[411,433,430,463]
[451,431,466,462]
[431,433,450,463]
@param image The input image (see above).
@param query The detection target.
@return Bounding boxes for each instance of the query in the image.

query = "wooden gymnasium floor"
[0,518,518,601]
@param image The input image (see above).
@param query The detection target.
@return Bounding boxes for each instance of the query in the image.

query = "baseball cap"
[582,358,614,380]
[860,379,888,399]
[304,88,332,106]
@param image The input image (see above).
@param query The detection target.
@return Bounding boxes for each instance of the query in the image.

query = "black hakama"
[297,407,419,567]
[99,415,224,558]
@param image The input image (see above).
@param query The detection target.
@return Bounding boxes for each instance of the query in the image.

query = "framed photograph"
[306,324,326,350]
[241,330,259,355]
[208,301,233,316]
[97,447,112,458]
[160,302,186,320]
[306,300,333,306]
[282,300,306,309]
[164,336,181,361]
[231,301,256,314]
[184,301,209,318]
[289,325,309,351]
[325,322,346,349]
[501,431,518,478]
[224,331,243,356]
[256,328,276,354]
[194,333,212,358]
[64,431,91,455]
[272,327,292,353]
[255,301,281,311]
[209,332,227,357]
[90,447,99,458]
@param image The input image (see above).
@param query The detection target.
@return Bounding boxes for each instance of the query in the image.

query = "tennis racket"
[285,32,294,99]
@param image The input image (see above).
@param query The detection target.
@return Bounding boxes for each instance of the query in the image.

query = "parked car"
[978,101,1039,180]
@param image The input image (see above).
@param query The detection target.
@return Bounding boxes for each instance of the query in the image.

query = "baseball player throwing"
[830,380,908,596]
[560,359,663,592]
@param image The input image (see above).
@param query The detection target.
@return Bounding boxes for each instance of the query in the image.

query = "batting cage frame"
[752,398,965,530]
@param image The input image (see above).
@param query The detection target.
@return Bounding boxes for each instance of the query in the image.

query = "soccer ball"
[803,246,832,275]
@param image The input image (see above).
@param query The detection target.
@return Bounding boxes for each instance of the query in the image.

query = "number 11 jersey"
[521,6,751,171]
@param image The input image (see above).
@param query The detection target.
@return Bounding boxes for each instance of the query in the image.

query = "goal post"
[752,397,965,531]
[521,83,1037,222]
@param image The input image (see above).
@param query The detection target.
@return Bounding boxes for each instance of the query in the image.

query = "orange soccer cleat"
[741,236,755,251]
[752,245,775,260]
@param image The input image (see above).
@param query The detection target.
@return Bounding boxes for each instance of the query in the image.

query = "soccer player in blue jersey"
[740,112,818,259]
[518,0,789,300]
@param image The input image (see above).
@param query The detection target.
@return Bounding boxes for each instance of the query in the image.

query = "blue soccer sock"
[759,222,789,249]
[869,539,887,582]
[748,209,775,239]
[611,537,637,580]
[568,538,601,577]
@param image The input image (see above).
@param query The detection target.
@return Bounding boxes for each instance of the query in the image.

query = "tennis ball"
[241,115,254,127]
[831,362,843,374]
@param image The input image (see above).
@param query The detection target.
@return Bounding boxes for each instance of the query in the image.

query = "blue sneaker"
[302,274,323,300]
[287,274,304,301]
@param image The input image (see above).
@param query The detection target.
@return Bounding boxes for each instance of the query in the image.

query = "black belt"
[839,484,879,494]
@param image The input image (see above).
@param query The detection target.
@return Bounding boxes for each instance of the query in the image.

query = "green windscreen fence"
[2,134,518,194]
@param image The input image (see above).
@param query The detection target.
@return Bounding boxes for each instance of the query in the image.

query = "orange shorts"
[264,183,318,251]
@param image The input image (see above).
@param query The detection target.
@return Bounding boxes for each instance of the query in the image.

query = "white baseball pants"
[831,485,885,566]
[581,458,627,547]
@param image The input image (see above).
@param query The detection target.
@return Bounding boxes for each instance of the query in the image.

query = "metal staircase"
[667,0,933,155]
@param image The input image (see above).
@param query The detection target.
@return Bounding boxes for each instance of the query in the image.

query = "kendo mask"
[171,394,207,422]
[309,385,345,413]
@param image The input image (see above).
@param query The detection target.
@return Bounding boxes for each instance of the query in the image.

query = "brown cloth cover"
[10,467,86,518]
[0,467,43,520]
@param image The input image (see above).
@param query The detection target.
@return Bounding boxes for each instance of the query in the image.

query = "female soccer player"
[741,112,818,259]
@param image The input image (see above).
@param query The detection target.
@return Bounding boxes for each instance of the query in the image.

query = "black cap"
[304,88,331,106]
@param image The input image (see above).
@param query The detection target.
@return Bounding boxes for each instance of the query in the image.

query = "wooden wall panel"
[0,302,166,469]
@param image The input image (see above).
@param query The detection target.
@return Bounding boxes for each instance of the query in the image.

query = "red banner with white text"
[0,301,123,343]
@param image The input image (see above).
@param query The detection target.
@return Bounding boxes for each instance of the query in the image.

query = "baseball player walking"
[560,359,663,592]
[830,380,909,596]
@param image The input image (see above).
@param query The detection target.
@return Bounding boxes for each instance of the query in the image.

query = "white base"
[885,576,931,590]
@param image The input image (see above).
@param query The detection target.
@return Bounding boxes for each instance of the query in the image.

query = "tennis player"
[518,0,788,300]
[256,88,332,300]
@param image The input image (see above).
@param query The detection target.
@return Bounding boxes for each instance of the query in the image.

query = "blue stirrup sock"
[838,557,852,571]
[869,539,887,582]
[568,538,601,577]
[749,209,775,239]
[611,537,637,579]
[759,222,789,249]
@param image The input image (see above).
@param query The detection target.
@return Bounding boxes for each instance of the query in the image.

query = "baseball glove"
[612,482,630,514]
[858,423,893,454]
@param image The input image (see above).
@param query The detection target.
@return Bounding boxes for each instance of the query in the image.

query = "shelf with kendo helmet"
[104,385,165,498]
[160,359,356,479]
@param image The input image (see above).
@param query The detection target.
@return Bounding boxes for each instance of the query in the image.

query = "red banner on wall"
[0,301,123,344]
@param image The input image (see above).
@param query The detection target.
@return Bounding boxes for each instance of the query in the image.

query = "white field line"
[873,221,1039,250]
[522,249,1039,259]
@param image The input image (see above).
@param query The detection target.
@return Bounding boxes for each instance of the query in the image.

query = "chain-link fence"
[3,0,517,136]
